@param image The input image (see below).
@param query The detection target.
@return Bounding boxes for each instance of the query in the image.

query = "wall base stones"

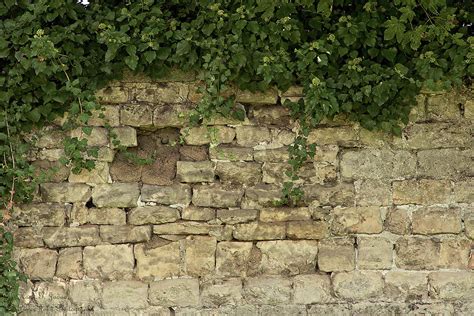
[14,75,473,315]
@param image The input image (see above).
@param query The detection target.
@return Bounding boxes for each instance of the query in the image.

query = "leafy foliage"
[0,0,472,311]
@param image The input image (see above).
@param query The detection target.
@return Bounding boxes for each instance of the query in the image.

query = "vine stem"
[2,115,15,223]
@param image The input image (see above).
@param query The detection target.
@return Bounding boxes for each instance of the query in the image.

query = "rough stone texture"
[16,78,474,314]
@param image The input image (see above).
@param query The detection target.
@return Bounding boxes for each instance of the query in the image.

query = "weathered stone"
[395,237,439,270]
[109,151,142,183]
[429,271,474,300]
[149,279,199,307]
[37,148,64,161]
[32,160,70,182]
[92,183,140,207]
[217,209,258,224]
[16,248,58,280]
[72,207,126,225]
[308,126,359,146]
[111,126,137,148]
[268,129,296,149]
[184,236,217,276]
[128,206,180,225]
[68,161,110,184]
[141,184,191,205]
[121,104,153,126]
[438,238,471,269]
[83,244,134,280]
[253,148,288,162]
[95,86,128,103]
[385,271,427,301]
[235,87,277,104]
[260,305,307,316]
[134,241,180,279]
[103,281,149,309]
[303,183,355,206]
[243,276,291,304]
[256,240,318,275]
[453,179,474,203]
[351,303,408,316]
[427,93,462,120]
[412,206,462,235]
[417,148,473,178]
[35,128,66,148]
[216,242,253,277]
[69,280,102,309]
[357,237,393,270]
[215,162,262,185]
[130,85,156,102]
[100,225,151,243]
[13,203,65,227]
[392,179,452,205]
[155,82,190,103]
[153,222,224,237]
[13,228,44,248]
[179,145,208,161]
[332,206,383,235]
[252,105,291,125]
[43,226,100,248]
[242,184,282,208]
[201,278,243,307]
[397,123,471,149]
[153,102,194,128]
[177,161,215,182]
[287,221,329,240]
[56,247,83,279]
[183,126,235,145]
[235,126,271,147]
[233,222,286,240]
[34,281,68,308]
[88,105,120,126]
[293,274,333,304]
[341,149,416,180]
[193,185,244,207]
[333,271,384,300]
[182,206,215,221]
[210,146,254,161]
[385,207,411,235]
[307,304,351,316]
[71,127,108,147]
[260,207,311,222]
[40,183,90,203]
[466,212,474,239]
[318,238,355,272]
[355,179,391,206]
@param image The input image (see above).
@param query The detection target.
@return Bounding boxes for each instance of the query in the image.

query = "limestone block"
[242,184,282,208]
[235,126,271,147]
[318,238,355,272]
[216,209,258,224]
[192,185,244,208]
[56,247,83,279]
[233,222,286,241]
[13,203,65,227]
[395,237,439,270]
[216,242,253,277]
[201,278,243,307]
[153,222,225,237]
[88,105,120,126]
[184,236,217,276]
[141,184,191,205]
[384,207,411,235]
[331,206,383,235]
[333,271,384,300]
[43,226,100,248]
[72,207,126,225]
[69,280,102,309]
[417,148,473,178]
[210,146,254,161]
[357,237,393,270]
[70,127,108,147]
[34,281,68,308]
[215,162,262,185]
[149,279,199,307]
[153,102,194,128]
[253,148,289,162]
[303,183,355,206]
[154,82,190,103]
[102,281,149,309]
[465,212,474,239]
[453,179,474,203]
[95,86,128,103]
[412,206,462,234]
[385,271,428,301]
[13,228,44,248]
[397,123,471,149]
[92,183,139,207]
[307,304,351,316]
[260,207,311,222]
[68,161,110,184]
[287,221,329,240]
[181,206,215,221]
[293,274,333,304]
[427,93,462,120]
[243,276,291,305]
[429,272,474,300]
[16,248,58,280]
[83,244,134,280]
[134,241,180,279]
[392,179,452,205]
[121,104,153,126]
[307,126,359,146]
[111,126,137,147]
[35,128,66,148]
[128,206,180,225]
[355,179,392,206]
[183,126,235,145]
[176,161,215,182]
[100,225,151,243]
[252,105,291,125]
[40,183,91,203]
[236,88,278,104]
[438,238,471,269]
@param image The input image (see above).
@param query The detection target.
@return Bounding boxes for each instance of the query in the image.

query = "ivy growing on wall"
[0,0,472,312]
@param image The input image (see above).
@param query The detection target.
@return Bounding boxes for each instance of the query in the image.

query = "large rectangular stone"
[141,184,191,205]
[307,126,359,146]
[42,226,100,248]
[233,222,286,241]
[331,206,383,235]
[215,162,262,185]
[15,248,58,280]
[392,179,452,205]
[182,126,235,145]
[318,238,355,272]
[40,183,91,203]
[395,237,439,270]
[242,184,282,208]
[243,276,291,305]
[149,279,199,307]
[176,161,215,182]
[92,183,140,207]
[333,271,384,300]
[417,149,473,178]
[412,206,462,235]
[192,185,244,208]
[102,281,149,309]
[13,203,65,227]
[260,207,312,222]
[293,274,333,304]
[235,126,271,147]
[153,222,227,240]
[100,225,151,243]
[217,209,258,224]
[83,244,134,280]
[201,278,243,307]
[134,241,180,279]
[357,237,393,270]
[429,272,474,300]
[303,183,355,206]
[184,236,217,277]
[397,123,471,149]
[216,242,253,277]
[128,206,180,225]
[210,146,254,161]
[385,271,428,301]
[287,221,329,240]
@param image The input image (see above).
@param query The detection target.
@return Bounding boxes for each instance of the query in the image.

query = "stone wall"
[13,73,473,315]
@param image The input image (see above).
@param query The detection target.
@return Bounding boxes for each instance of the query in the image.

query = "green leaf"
[317,0,333,17]
[26,108,41,122]
[176,41,190,56]
[384,18,406,42]
[143,51,156,64]
[124,54,138,70]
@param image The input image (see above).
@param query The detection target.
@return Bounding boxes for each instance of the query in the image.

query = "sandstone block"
[56,247,83,279]
[355,179,391,206]
[217,209,258,224]
[70,127,108,146]
[427,93,462,120]
[37,148,64,161]
[236,88,278,104]
[412,206,462,234]
[100,225,151,243]
[215,162,262,185]
[201,278,243,307]
[184,236,217,277]
[332,206,383,235]
[69,280,102,309]
[141,184,191,205]
[303,183,355,206]
[128,206,180,225]
[287,221,329,240]
[395,237,439,270]
[438,238,471,269]
[121,104,153,126]
[181,206,215,221]
[153,102,194,128]
[103,281,149,309]
[307,304,351,316]
[210,146,254,161]
[256,240,318,275]
[318,238,355,272]
[95,86,128,103]
[216,242,253,277]
[235,126,271,147]
[88,105,120,126]
[40,183,91,203]
[260,207,311,222]
[183,126,235,145]
[35,128,66,148]
[253,148,289,162]
[260,305,306,316]
[72,207,126,225]
[33,281,68,308]
[417,149,473,178]
[153,222,224,237]
[392,179,452,205]
[252,105,291,125]
[397,122,471,149]
[233,222,286,240]
[333,271,384,300]
[149,279,199,307]
[384,271,427,301]
[111,126,137,147]
[176,161,215,182]
[43,226,100,248]
[465,212,474,239]
[13,203,65,227]
[242,184,282,208]
[453,179,474,203]
[385,207,411,235]
[429,272,474,300]
[135,241,180,279]
[16,248,58,280]
[83,244,134,280]
[68,161,110,184]
[293,274,333,304]
[357,237,393,270]
[193,185,244,208]
[13,228,44,248]
[243,276,291,305]
[155,82,190,103]
[92,183,139,207]
[307,126,359,146]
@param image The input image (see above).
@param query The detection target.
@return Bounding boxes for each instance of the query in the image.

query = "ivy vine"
[0,0,472,312]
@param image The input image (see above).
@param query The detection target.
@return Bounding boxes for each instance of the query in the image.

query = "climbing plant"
[0,0,472,311]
